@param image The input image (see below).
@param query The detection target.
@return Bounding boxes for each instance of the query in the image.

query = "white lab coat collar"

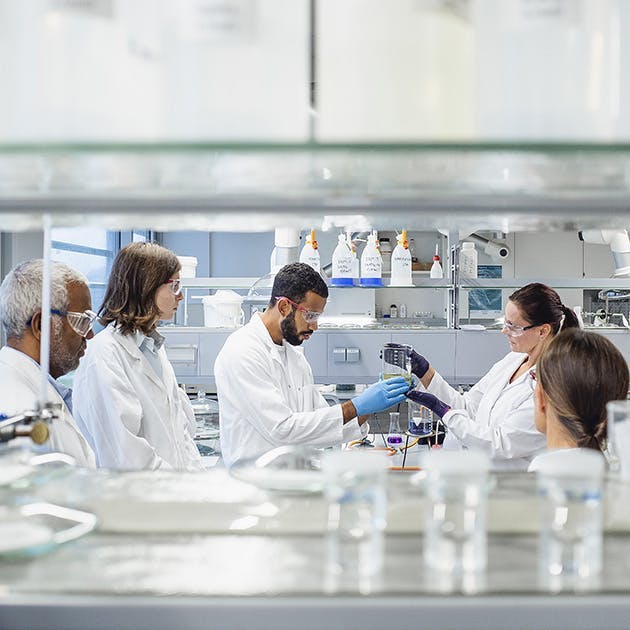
[249,312,300,366]
[131,328,165,352]
[109,325,165,391]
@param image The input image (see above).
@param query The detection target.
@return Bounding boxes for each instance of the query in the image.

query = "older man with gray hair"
[0,259,96,467]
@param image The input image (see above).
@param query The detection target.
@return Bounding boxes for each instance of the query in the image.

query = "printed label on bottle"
[392,254,411,270]
[511,0,579,25]
[334,259,353,276]
[362,256,382,277]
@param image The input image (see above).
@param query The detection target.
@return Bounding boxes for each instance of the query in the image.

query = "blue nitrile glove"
[405,390,450,419]
[387,343,430,379]
[352,377,411,417]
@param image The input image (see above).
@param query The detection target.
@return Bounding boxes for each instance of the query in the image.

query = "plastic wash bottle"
[331,233,355,286]
[460,241,478,279]
[390,229,413,286]
[299,229,321,271]
[360,231,383,286]
[430,243,443,279]
[346,232,360,286]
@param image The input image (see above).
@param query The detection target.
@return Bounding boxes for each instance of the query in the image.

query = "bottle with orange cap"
[390,229,413,286]
[299,229,321,272]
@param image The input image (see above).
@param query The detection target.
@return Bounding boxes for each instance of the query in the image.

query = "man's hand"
[351,377,410,417]
[405,390,450,419]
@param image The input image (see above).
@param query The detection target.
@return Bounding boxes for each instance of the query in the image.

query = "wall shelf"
[460,278,630,290]
[2,143,630,232]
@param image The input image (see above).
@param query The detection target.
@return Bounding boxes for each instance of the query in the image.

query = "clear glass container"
[381,342,412,384]
[408,402,433,436]
[189,391,220,441]
[386,412,403,448]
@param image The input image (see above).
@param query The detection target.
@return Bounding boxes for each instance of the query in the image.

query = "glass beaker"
[536,450,605,588]
[322,450,388,594]
[408,400,433,436]
[386,412,403,447]
[381,343,412,385]
[606,400,630,480]
[423,450,490,575]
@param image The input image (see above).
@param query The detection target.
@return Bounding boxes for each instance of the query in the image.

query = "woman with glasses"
[73,243,203,471]
[404,283,580,469]
[528,328,629,472]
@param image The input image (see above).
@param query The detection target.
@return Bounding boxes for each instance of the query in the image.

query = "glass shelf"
[181,277,258,290]
[2,142,630,232]
[460,278,630,290]
[182,276,453,290]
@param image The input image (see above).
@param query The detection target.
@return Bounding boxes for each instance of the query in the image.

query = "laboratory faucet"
[0,403,57,445]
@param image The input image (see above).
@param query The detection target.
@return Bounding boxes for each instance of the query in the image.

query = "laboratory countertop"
[2,469,630,629]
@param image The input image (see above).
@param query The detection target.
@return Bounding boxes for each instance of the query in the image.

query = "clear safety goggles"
[502,319,539,337]
[166,278,182,295]
[51,308,98,338]
[275,296,323,324]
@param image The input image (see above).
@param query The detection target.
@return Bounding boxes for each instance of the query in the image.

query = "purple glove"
[387,343,430,378]
[405,390,450,419]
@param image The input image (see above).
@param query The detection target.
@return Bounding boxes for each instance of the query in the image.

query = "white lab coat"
[0,346,95,467]
[215,313,367,468]
[425,352,546,470]
[72,324,203,471]
[528,447,604,472]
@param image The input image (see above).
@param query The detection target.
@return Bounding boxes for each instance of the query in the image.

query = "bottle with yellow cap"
[390,229,413,286]
[299,229,321,272]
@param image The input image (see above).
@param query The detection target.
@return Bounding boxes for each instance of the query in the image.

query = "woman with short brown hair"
[73,242,203,471]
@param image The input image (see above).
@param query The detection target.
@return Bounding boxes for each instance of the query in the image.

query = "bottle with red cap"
[430,243,443,279]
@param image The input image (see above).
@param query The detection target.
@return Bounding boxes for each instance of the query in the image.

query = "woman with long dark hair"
[403,283,580,469]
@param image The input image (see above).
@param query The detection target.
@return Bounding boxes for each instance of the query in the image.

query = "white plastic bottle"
[347,233,360,286]
[360,231,383,286]
[299,229,321,271]
[331,233,354,286]
[460,241,478,279]
[390,229,413,286]
[430,244,443,279]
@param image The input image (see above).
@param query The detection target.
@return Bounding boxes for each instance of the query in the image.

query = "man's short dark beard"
[281,310,304,346]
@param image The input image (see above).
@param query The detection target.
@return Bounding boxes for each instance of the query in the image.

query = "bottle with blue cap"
[331,233,354,286]
[360,231,383,286]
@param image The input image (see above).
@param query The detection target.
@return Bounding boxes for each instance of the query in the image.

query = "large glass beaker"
[381,343,412,385]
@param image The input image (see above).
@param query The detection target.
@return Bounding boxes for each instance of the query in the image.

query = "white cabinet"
[455,330,508,384]
[162,331,199,377]
[302,332,328,382]
[391,331,456,383]
[326,332,390,384]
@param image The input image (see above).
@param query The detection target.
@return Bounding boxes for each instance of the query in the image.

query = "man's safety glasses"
[52,309,98,338]
[166,279,182,295]
[27,309,98,338]
[276,296,323,324]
